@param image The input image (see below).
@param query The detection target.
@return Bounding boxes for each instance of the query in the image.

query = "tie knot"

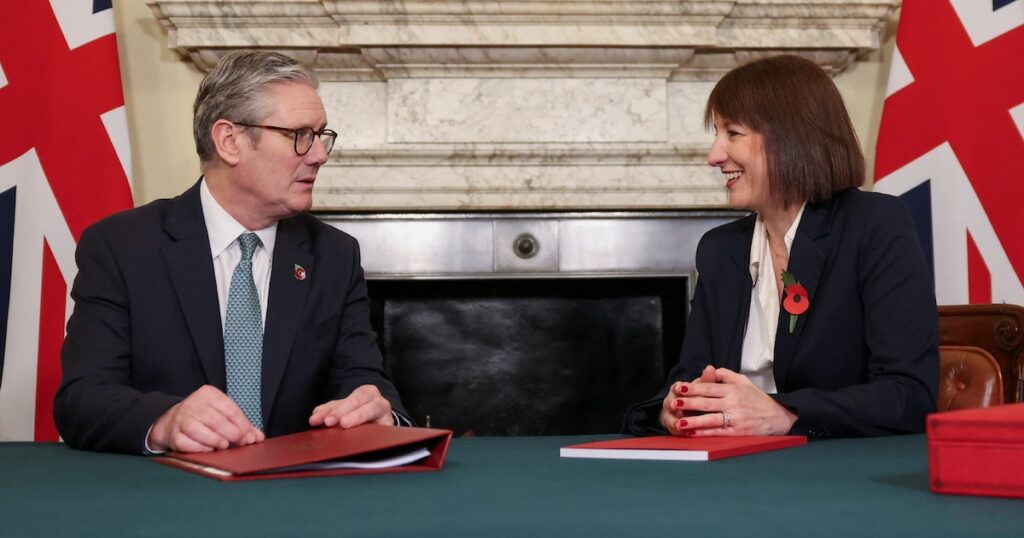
[237,233,261,261]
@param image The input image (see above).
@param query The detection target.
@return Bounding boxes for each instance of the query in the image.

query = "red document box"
[928,403,1024,499]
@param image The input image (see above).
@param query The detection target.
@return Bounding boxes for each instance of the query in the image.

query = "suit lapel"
[773,198,838,388]
[161,181,226,388]
[261,217,313,427]
[724,216,755,372]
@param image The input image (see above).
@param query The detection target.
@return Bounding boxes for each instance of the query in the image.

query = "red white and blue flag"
[874,0,1024,305]
[0,1,133,441]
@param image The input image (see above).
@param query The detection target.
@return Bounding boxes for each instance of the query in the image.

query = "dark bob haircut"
[704,55,865,207]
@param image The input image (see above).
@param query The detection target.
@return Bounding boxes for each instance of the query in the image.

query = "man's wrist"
[391,410,412,427]
[143,424,167,455]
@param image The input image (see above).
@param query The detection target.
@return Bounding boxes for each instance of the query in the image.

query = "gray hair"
[193,50,319,166]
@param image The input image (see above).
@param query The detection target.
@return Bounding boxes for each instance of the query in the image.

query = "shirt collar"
[749,202,807,284]
[783,202,807,252]
[199,178,277,259]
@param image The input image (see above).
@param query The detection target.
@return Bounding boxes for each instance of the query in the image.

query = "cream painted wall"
[114,1,202,205]
[114,3,899,206]
[839,19,901,188]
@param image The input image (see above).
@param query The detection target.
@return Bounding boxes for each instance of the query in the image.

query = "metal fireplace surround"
[321,211,740,435]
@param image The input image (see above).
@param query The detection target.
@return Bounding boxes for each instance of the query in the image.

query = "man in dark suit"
[55,51,409,454]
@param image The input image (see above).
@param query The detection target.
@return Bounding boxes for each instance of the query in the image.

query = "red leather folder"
[928,403,1024,499]
[560,435,806,461]
[155,424,453,481]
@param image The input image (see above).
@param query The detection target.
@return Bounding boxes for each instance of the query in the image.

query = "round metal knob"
[513,234,539,259]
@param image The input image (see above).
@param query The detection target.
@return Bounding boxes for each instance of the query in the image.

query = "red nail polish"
[680,385,689,393]
[677,419,688,429]
[674,398,684,409]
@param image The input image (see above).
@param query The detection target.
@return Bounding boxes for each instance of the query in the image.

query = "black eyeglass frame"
[232,122,337,156]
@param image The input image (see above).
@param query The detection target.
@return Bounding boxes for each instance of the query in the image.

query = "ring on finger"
[721,411,731,428]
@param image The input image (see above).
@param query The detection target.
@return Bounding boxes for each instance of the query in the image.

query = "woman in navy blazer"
[625,55,938,439]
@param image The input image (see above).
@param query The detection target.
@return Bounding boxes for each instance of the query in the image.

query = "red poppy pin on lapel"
[294,264,306,281]
[781,270,809,333]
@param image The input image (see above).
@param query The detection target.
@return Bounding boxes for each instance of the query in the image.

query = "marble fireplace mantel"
[149,0,900,211]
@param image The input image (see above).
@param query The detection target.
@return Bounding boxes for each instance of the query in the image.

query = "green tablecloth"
[1,434,1021,536]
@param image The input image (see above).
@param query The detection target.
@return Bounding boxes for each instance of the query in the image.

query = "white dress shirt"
[200,179,405,428]
[199,180,277,329]
[740,204,806,394]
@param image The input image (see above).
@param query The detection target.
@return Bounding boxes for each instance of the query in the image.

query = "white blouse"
[740,204,806,394]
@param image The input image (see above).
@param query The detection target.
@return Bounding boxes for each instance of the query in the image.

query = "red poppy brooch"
[781,270,809,333]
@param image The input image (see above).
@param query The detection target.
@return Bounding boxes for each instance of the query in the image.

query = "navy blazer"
[625,189,938,439]
[55,181,408,453]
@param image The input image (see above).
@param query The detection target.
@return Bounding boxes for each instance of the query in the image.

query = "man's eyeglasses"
[233,122,337,156]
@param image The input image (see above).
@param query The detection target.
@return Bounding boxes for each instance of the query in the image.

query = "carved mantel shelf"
[149,0,900,210]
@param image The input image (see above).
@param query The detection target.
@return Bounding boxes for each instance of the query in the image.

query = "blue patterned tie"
[225,232,264,431]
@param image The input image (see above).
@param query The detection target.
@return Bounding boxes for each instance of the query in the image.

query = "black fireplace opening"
[367,277,687,436]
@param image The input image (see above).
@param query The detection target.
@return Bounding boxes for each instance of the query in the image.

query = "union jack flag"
[874,0,1024,305]
[0,1,133,441]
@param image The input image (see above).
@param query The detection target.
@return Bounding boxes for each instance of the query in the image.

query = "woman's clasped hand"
[660,365,797,437]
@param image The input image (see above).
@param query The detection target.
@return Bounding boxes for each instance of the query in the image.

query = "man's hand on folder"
[148,385,265,453]
[309,384,395,429]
